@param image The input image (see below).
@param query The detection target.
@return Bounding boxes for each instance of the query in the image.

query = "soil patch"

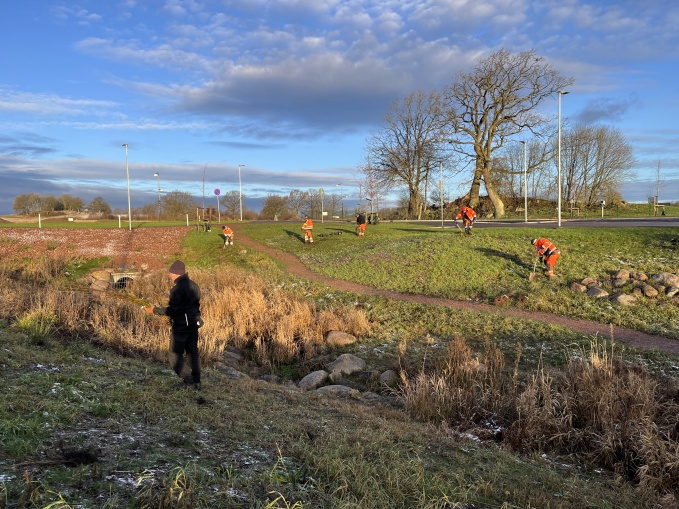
[232,225,679,357]
[0,226,192,271]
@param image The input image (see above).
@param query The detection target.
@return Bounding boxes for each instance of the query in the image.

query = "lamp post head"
[558,90,570,96]
[153,172,159,177]
[122,143,128,147]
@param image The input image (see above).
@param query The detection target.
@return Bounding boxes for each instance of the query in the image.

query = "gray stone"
[610,293,637,307]
[666,286,679,298]
[613,269,630,280]
[631,272,648,281]
[587,287,609,299]
[613,278,628,288]
[224,345,245,362]
[650,273,679,287]
[581,277,598,287]
[326,354,366,377]
[642,284,659,298]
[570,282,587,292]
[379,369,399,387]
[315,385,360,398]
[215,364,249,379]
[325,330,358,348]
[298,370,329,391]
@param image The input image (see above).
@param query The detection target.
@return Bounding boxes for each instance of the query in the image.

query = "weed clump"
[401,336,679,495]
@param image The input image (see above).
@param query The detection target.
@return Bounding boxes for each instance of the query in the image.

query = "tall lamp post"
[153,172,162,221]
[439,161,444,228]
[521,141,528,223]
[335,183,343,219]
[238,164,244,221]
[122,143,131,231]
[557,90,569,228]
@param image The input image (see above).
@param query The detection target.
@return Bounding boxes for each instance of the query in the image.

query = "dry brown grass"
[0,256,371,369]
[401,335,679,495]
[399,336,512,426]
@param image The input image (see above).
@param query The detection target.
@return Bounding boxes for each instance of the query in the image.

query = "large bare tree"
[287,189,308,218]
[444,48,573,217]
[260,194,292,220]
[365,90,451,219]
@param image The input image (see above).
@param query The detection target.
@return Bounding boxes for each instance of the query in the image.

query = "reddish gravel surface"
[230,225,679,357]
[2,225,678,356]
[0,226,192,271]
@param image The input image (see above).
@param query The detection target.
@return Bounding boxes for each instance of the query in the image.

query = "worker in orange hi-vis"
[220,225,234,247]
[301,215,314,243]
[531,238,561,278]
[454,205,477,235]
[356,212,367,236]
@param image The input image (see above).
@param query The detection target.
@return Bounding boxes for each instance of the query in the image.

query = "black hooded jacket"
[153,273,202,333]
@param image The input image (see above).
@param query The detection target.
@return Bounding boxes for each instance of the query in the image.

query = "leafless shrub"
[400,336,510,426]
[403,336,679,495]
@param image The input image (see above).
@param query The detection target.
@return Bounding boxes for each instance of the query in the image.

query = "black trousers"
[171,329,200,383]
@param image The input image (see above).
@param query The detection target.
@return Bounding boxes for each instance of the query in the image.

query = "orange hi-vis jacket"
[455,206,477,225]
[222,226,233,237]
[302,218,314,238]
[533,238,557,257]
[533,238,560,272]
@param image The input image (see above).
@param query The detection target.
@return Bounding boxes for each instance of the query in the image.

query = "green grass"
[237,221,679,338]
[2,222,679,507]
[0,323,664,508]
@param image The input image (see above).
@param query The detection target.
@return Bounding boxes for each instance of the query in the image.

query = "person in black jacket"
[145,260,203,389]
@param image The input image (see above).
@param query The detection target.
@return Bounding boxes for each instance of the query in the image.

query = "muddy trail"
[232,226,679,357]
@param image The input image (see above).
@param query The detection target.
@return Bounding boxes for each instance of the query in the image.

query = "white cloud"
[0,89,118,117]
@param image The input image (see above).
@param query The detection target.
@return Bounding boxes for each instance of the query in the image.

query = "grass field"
[237,220,679,338]
[1,221,679,508]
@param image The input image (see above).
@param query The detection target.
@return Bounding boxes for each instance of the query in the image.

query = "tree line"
[361,48,636,219]
[10,189,360,222]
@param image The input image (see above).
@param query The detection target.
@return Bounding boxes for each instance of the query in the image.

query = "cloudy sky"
[1,0,678,215]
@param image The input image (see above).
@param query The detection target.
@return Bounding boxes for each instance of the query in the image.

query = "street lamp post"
[335,183,343,219]
[439,161,444,228]
[238,164,244,221]
[557,90,569,228]
[153,172,161,221]
[521,141,527,223]
[122,144,131,231]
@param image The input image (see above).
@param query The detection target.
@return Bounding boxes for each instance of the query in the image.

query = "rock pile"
[570,269,679,307]
[213,331,401,404]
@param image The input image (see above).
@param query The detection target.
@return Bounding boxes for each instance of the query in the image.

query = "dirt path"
[233,226,679,357]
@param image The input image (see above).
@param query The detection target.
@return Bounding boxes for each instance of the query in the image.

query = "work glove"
[144,307,154,314]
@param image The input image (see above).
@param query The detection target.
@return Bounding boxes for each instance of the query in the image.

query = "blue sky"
[1,0,678,215]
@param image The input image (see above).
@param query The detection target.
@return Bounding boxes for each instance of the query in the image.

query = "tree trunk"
[483,166,506,218]
[408,187,422,219]
[468,167,483,208]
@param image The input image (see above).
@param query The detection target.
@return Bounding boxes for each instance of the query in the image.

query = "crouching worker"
[145,260,203,390]
[531,238,561,278]
[455,205,477,235]
[302,215,314,243]
[221,225,234,247]
[356,212,366,236]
